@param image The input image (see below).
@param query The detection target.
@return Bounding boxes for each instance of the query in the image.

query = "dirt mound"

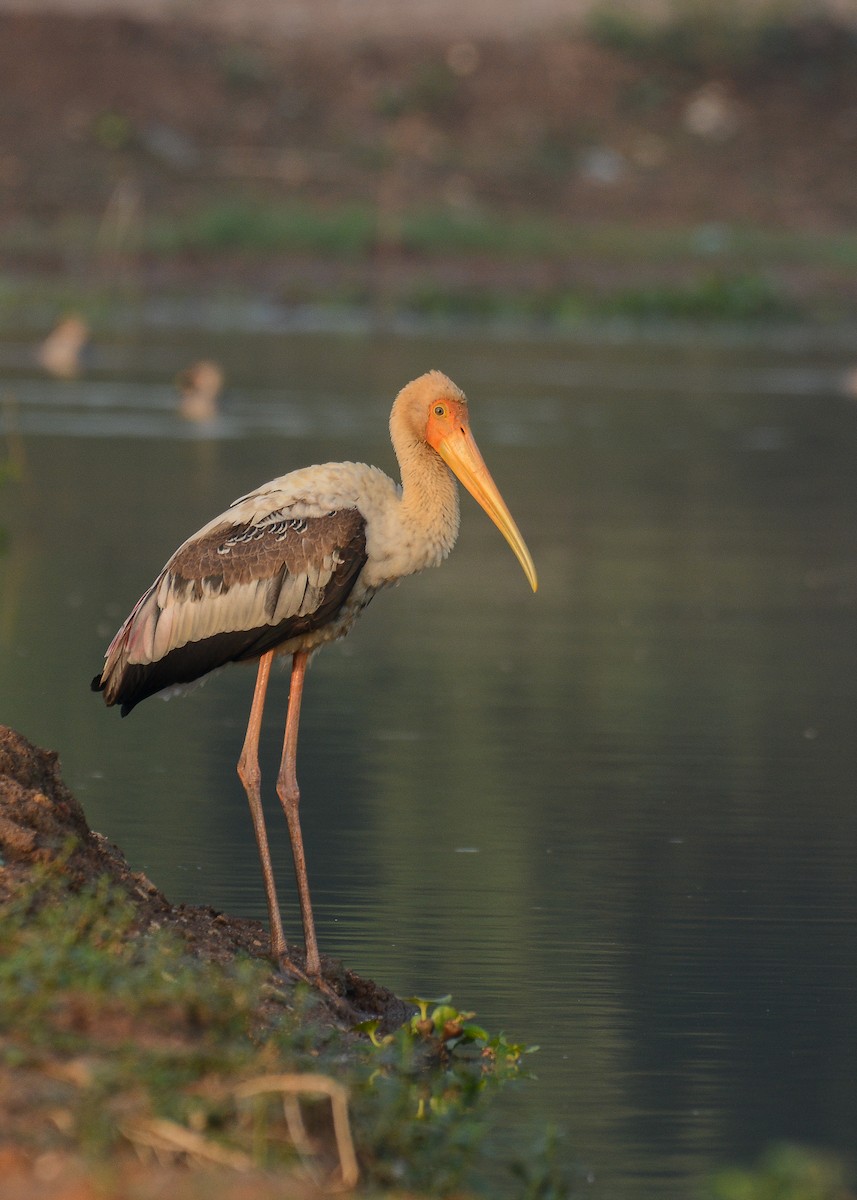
[0,724,411,1029]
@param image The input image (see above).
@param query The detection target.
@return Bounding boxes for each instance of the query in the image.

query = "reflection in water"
[2,321,857,1197]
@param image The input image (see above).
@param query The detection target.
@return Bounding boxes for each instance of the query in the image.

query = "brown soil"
[0,723,410,1021]
[0,9,855,236]
[0,718,249,948]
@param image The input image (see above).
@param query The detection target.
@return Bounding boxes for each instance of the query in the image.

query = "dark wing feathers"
[167,513,321,596]
[93,508,368,715]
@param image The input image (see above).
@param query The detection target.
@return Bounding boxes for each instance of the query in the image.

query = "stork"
[176,359,224,424]
[92,371,537,980]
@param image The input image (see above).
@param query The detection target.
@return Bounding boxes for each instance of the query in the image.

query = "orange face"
[425,394,538,593]
[425,395,470,446]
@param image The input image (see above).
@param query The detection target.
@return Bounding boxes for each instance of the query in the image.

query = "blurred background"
[0,0,856,316]
[2,2,857,1198]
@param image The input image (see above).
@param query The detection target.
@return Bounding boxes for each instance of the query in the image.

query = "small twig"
[236,1072,359,1190]
[282,1092,315,1158]
[120,1117,253,1171]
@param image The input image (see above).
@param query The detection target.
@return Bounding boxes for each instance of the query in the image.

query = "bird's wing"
[93,505,367,714]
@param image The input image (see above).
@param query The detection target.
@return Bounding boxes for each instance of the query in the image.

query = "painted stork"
[92,370,538,980]
[38,314,90,379]
[176,359,224,424]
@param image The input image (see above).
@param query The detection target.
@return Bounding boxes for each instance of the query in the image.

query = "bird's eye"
[434,404,446,417]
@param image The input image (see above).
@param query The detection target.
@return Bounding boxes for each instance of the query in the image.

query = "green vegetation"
[376,60,465,123]
[580,272,797,321]
[400,271,796,323]
[706,1143,854,1200]
[146,200,377,258]
[5,197,857,269]
[586,0,857,72]
[136,201,857,271]
[2,198,856,325]
[0,861,551,1197]
[143,200,565,259]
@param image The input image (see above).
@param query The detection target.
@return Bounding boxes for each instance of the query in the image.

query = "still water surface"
[2,312,857,1196]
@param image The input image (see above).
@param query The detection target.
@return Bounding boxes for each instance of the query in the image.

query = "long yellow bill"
[435,424,538,592]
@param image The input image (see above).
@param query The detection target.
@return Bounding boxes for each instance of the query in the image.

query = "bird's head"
[393,371,538,592]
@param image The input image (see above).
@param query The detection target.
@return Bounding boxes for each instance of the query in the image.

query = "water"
[3,312,857,1197]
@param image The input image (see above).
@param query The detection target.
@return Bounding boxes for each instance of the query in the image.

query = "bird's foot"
[274,950,358,1021]
[275,952,317,987]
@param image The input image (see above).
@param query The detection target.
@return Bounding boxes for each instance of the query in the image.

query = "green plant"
[0,865,557,1195]
[706,1142,854,1200]
[586,0,854,72]
[509,1126,578,1200]
[376,59,464,123]
[596,272,796,321]
[146,199,376,256]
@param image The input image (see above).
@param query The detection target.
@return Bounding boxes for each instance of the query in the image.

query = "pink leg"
[236,651,288,961]
[276,649,321,978]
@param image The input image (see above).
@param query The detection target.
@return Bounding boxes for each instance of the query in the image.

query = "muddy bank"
[0,723,410,1029]
[0,724,533,1199]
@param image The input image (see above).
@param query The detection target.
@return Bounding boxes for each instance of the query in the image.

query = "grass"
[585,0,857,72]
[146,200,378,258]
[2,198,855,325]
[399,272,798,323]
[0,862,554,1197]
[5,197,857,268]
[137,200,571,260]
[140,203,857,272]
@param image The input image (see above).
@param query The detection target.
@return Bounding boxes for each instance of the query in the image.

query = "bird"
[37,314,90,380]
[92,370,537,981]
[176,359,224,424]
